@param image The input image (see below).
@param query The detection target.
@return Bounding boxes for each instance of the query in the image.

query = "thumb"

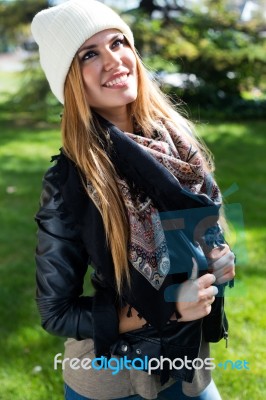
[190,257,198,280]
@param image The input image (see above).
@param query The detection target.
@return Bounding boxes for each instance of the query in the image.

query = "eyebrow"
[78,33,122,54]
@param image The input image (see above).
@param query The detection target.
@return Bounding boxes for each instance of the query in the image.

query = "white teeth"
[105,74,128,87]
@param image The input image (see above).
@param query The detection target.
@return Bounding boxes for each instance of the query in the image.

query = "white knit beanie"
[31,0,134,104]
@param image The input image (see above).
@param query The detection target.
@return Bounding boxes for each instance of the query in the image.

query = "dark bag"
[203,291,229,345]
[111,319,202,384]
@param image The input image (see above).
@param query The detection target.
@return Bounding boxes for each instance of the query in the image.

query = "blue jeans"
[64,379,222,400]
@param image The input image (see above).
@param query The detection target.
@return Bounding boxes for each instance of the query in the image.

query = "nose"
[102,49,122,71]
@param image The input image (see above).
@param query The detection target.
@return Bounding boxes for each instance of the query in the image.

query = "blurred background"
[0,0,265,399]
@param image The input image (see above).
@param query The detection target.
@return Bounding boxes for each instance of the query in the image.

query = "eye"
[111,37,126,49]
[81,50,97,62]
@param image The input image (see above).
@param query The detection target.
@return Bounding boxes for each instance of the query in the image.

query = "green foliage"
[165,86,266,121]
[0,71,22,103]
[0,0,62,120]
[0,0,49,50]
[132,0,266,108]
[13,54,62,122]
[0,60,62,124]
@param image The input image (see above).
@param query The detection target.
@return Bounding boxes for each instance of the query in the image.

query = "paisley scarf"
[88,119,222,290]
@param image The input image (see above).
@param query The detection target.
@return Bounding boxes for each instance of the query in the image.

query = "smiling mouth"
[104,74,129,88]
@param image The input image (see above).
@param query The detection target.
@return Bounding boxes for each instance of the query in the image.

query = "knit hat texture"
[31,0,134,104]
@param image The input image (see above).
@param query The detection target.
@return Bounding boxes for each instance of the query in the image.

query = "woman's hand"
[176,258,218,322]
[207,244,235,285]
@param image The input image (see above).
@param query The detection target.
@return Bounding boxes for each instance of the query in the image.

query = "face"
[77,29,138,118]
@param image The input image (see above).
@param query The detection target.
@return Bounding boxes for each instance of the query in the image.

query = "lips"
[103,74,128,87]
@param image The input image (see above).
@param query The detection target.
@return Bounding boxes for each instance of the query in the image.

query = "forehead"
[79,29,122,50]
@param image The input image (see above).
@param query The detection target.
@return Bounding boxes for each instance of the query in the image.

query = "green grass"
[0,117,266,399]
[197,121,266,399]
[0,119,64,400]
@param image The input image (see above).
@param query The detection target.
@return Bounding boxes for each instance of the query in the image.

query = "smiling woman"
[31,1,235,400]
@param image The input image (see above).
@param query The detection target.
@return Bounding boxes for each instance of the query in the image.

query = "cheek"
[82,71,93,89]
[122,47,137,69]
[129,52,137,71]
[81,68,102,107]
[81,64,100,89]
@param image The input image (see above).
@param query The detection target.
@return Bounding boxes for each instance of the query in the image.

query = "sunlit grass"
[198,120,266,399]
[0,118,265,399]
[0,121,63,400]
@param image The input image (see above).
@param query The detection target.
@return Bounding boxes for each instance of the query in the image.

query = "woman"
[31,1,235,399]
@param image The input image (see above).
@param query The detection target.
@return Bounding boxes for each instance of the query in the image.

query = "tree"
[130,0,266,112]
[138,0,185,19]
[0,0,60,121]
[0,0,49,50]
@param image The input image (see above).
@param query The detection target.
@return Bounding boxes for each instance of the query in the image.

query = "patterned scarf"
[88,119,222,290]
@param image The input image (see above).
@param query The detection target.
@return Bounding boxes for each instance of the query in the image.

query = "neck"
[94,107,133,133]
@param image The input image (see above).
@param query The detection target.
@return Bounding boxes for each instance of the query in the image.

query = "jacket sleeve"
[35,163,94,340]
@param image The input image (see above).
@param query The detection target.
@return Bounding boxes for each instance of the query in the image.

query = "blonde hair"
[61,48,214,294]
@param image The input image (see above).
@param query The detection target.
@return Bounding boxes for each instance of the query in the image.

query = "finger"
[210,251,235,271]
[213,285,219,296]
[213,264,234,279]
[207,244,229,261]
[208,295,216,305]
[204,304,212,316]
[198,273,216,289]
[215,269,235,285]
[203,285,218,299]
[190,257,199,280]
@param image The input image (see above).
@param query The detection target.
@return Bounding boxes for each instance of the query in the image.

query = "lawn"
[0,115,265,399]
[198,121,266,399]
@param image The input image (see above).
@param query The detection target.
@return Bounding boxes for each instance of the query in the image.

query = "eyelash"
[81,37,126,62]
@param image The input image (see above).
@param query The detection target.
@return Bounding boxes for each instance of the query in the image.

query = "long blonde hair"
[61,48,214,294]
